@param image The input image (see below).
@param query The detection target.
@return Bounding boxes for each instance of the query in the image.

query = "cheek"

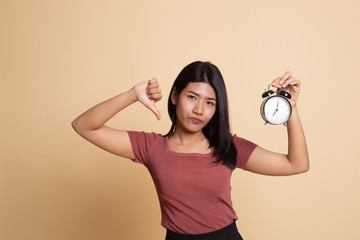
[175,101,189,119]
[176,98,192,113]
[204,108,216,123]
[209,106,217,117]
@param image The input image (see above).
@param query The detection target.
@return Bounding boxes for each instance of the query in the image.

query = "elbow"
[71,118,97,138]
[303,155,310,173]
[304,161,310,172]
[296,159,310,174]
[298,165,310,174]
[71,118,82,135]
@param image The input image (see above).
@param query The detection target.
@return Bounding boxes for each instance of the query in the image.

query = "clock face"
[263,96,292,124]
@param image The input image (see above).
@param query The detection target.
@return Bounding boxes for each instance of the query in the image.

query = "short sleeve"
[127,131,158,166]
[232,134,257,169]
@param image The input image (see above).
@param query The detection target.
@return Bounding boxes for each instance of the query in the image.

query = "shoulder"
[231,134,256,146]
[127,131,165,146]
[231,133,258,169]
[128,131,162,138]
[231,134,258,156]
[127,131,166,164]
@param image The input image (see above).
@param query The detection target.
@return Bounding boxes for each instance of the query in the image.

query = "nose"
[193,101,204,115]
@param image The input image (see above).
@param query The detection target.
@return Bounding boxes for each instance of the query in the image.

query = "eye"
[207,101,215,106]
[188,95,196,100]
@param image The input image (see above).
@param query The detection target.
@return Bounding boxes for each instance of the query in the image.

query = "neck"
[167,129,212,154]
[169,128,206,145]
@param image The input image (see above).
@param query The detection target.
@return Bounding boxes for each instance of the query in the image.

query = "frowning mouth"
[190,117,203,124]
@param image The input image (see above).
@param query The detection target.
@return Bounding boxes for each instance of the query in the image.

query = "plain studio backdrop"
[1,0,359,239]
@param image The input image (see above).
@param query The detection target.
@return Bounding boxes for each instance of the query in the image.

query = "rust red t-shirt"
[128,131,257,234]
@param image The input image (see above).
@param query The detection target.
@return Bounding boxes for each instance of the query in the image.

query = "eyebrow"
[187,91,217,101]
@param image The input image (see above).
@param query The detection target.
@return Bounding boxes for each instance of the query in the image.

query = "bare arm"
[71,78,162,159]
[245,72,309,176]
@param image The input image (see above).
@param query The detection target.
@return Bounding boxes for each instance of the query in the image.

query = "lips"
[190,117,203,124]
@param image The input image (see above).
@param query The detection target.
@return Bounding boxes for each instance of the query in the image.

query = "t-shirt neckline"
[164,136,214,157]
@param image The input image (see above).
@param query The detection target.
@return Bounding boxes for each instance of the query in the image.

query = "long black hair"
[165,61,238,169]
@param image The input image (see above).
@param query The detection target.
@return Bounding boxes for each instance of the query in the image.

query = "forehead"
[182,82,216,99]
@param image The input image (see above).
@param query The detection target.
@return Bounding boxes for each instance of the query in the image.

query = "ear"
[171,87,178,105]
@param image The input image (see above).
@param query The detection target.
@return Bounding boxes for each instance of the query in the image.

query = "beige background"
[1,0,359,239]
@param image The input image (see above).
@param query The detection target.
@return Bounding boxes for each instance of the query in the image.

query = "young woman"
[72,61,309,240]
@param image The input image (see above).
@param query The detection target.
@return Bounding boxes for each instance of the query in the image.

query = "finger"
[288,79,301,91]
[146,87,161,94]
[147,87,162,101]
[147,79,160,94]
[145,78,156,91]
[279,71,291,84]
[271,77,281,88]
[150,92,162,101]
[282,77,296,88]
[292,79,301,87]
[148,78,158,84]
[148,79,159,88]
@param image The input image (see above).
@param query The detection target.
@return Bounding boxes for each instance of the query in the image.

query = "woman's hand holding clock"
[271,71,301,108]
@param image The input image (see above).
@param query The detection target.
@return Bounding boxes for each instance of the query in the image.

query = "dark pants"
[165,221,243,240]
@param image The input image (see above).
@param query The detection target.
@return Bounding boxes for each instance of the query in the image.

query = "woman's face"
[172,82,217,134]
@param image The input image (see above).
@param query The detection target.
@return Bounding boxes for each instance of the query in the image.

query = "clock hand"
[272,100,279,117]
[272,108,278,117]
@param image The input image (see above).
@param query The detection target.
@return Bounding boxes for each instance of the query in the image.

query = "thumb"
[146,102,161,120]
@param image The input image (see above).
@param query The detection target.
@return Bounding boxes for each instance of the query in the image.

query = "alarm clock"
[260,85,292,125]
